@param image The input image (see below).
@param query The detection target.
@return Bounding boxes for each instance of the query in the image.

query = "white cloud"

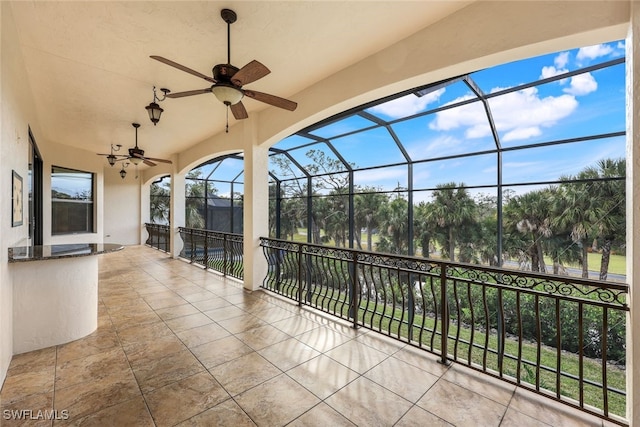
[577,44,613,61]
[368,88,445,118]
[540,52,570,80]
[540,65,567,79]
[429,87,579,142]
[554,52,570,68]
[503,127,541,142]
[407,134,463,159]
[563,72,597,96]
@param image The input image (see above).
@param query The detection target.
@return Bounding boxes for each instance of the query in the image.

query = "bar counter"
[8,243,124,353]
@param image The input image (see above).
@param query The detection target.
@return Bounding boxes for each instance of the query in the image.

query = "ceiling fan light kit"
[150,8,297,132]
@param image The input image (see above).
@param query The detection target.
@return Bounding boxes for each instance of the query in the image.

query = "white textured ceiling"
[9,1,472,162]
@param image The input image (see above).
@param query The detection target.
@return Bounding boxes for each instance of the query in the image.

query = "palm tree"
[503,189,554,273]
[553,178,603,279]
[354,189,387,251]
[150,178,170,224]
[426,182,476,262]
[378,196,409,254]
[572,158,625,280]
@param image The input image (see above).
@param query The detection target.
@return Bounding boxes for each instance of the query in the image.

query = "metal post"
[297,244,303,306]
[203,230,209,270]
[440,263,450,365]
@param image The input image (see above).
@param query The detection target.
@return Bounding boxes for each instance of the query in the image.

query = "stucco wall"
[0,2,38,385]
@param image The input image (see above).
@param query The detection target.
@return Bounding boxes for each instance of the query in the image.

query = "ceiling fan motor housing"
[213,64,239,84]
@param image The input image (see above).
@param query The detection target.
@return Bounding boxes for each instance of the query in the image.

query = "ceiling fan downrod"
[221,9,237,65]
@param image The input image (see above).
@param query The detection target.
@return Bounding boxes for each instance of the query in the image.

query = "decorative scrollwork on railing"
[303,244,354,261]
[447,264,627,307]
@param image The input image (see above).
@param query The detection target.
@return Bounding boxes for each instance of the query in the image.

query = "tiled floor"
[0,246,619,426]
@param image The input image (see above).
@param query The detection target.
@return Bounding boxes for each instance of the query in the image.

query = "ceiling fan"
[150,8,297,131]
[126,123,172,167]
[97,123,172,167]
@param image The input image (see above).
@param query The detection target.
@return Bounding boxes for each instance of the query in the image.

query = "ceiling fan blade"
[231,60,270,86]
[150,56,216,83]
[166,88,212,98]
[143,159,157,167]
[244,90,297,111]
[230,102,249,120]
[142,156,173,164]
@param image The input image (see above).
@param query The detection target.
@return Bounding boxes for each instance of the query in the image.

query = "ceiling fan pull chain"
[225,106,229,133]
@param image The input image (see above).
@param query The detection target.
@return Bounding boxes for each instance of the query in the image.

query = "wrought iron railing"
[144,223,170,252]
[260,237,629,425]
[179,227,243,280]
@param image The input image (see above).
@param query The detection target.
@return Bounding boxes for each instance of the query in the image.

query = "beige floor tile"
[217,314,267,334]
[116,321,174,347]
[0,391,54,427]
[176,322,231,348]
[180,290,218,303]
[110,310,162,331]
[209,352,282,396]
[191,297,232,311]
[144,295,188,310]
[0,367,55,406]
[287,355,360,399]
[202,305,246,322]
[325,377,413,426]
[500,407,552,427]
[442,364,515,406]
[154,303,201,320]
[56,395,154,426]
[288,402,356,426]
[235,324,292,350]
[54,370,141,420]
[55,347,130,390]
[131,348,205,393]
[191,336,254,369]
[145,371,229,427]
[324,340,388,374]
[395,405,453,427]
[234,374,320,427]
[296,327,354,353]
[6,347,56,376]
[175,399,257,426]
[56,329,120,364]
[364,356,440,402]
[165,312,213,333]
[354,331,406,355]
[252,306,297,323]
[509,388,604,427]
[123,334,187,364]
[258,338,321,371]
[393,345,451,377]
[416,379,507,426]
[270,316,320,337]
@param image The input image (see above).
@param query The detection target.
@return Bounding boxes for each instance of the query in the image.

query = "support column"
[626,6,639,425]
[171,163,186,259]
[242,119,269,291]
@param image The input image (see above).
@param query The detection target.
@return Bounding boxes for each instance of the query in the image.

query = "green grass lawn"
[290,228,627,279]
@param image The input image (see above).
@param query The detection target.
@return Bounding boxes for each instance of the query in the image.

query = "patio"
[0,245,612,426]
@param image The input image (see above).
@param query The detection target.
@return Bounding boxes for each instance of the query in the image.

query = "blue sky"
[198,40,627,202]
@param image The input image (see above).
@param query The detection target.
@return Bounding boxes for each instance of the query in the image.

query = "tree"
[150,177,170,224]
[354,188,388,251]
[377,196,409,254]
[503,188,554,273]
[426,183,477,262]
[576,158,625,280]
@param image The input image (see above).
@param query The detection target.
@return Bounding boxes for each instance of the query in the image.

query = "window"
[51,166,94,234]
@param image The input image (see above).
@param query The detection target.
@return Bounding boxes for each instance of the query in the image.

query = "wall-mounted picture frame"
[12,170,23,227]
